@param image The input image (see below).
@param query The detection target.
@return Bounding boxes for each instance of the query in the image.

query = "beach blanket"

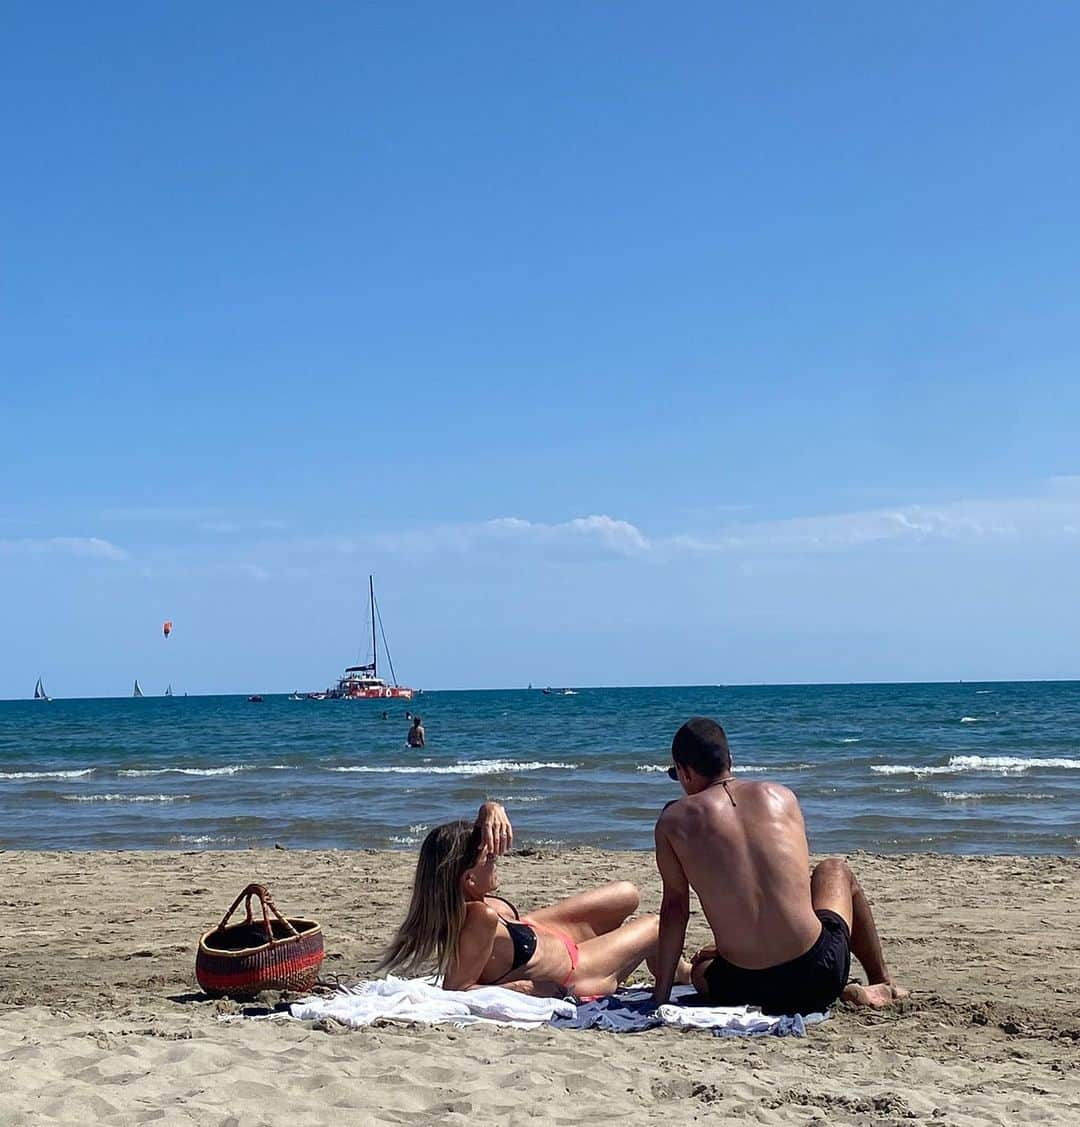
[551,987,826,1037]
[288,978,825,1036]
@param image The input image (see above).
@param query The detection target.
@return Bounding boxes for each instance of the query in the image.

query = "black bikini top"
[485,894,536,970]
[504,919,538,969]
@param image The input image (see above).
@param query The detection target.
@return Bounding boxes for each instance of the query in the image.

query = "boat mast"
[370,575,377,679]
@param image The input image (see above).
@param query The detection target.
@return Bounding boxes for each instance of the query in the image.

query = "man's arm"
[652,813,691,1006]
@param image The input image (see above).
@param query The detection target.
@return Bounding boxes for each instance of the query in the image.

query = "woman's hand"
[476,801,513,856]
[689,944,718,966]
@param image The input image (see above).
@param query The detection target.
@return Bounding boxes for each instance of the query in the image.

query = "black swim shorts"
[701,909,851,1016]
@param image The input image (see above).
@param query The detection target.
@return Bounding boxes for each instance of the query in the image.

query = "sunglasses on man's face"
[667,766,678,781]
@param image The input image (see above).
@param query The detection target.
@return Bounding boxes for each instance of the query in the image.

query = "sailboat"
[329,576,415,700]
[133,679,144,698]
[34,677,51,702]
[164,684,173,697]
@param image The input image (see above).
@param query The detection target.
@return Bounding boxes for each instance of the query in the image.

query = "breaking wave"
[62,793,191,803]
[872,756,1080,778]
[0,768,95,780]
[119,765,248,777]
[326,761,580,776]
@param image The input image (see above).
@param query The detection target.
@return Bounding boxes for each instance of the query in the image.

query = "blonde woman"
[378,802,688,997]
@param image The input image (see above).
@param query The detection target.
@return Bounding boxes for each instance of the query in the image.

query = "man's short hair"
[672,717,731,778]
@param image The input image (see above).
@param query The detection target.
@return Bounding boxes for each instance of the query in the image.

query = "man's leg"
[810,858,909,1007]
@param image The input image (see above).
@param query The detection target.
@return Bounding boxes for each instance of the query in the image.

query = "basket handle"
[215,883,301,944]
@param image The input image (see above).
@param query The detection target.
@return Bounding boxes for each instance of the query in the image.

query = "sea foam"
[636,764,775,773]
[872,755,1080,778]
[0,768,95,780]
[327,761,579,776]
[119,765,247,777]
[62,793,191,803]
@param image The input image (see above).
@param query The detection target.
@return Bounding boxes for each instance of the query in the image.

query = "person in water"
[378,802,689,996]
[651,717,909,1015]
[406,715,425,748]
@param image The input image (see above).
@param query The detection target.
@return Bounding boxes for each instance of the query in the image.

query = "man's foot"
[841,981,910,1007]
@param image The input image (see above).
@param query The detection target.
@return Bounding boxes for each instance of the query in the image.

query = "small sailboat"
[164,684,173,697]
[133,679,144,698]
[34,677,51,702]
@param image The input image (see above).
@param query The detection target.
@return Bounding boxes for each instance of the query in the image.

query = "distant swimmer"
[382,711,389,721]
[407,715,426,748]
[405,711,412,721]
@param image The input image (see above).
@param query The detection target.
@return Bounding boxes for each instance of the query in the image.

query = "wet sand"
[1,848,1078,1125]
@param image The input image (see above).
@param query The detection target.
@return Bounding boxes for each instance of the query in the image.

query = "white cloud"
[355,487,1080,563]
[676,495,1080,555]
[369,514,653,559]
[0,536,128,560]
[485,514,651,555]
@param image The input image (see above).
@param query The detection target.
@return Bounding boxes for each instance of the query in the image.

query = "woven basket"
[196,883,324,999]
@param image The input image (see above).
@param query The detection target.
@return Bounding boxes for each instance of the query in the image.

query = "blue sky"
[3,4,1080,696]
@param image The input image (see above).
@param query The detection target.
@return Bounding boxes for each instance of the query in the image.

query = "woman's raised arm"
[475,801,513,856]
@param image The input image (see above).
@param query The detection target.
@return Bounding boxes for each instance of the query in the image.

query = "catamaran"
[33,677,50,702]
[133,679,144,698]
[329,576,415,700]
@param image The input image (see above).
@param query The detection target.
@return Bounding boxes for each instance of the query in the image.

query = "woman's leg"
[567,914,661,997]
[527,880,640,942]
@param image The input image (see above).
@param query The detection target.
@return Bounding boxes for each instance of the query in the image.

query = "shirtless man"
[652,717,908,1014]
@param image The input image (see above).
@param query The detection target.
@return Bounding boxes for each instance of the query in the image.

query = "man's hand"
[477,801,513,856]
[690,944,718,966]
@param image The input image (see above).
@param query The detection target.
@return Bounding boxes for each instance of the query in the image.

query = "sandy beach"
[1,848,1077,1125]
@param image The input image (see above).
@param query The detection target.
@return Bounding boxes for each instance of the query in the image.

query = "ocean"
[1,683,1078,854]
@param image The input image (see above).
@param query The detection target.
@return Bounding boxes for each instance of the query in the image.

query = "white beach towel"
[289,974,575,1029]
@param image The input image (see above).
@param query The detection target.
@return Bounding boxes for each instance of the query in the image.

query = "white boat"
[33,677,51,702]
[164,684,173,697]
[328,576,416,700]
[133,679,144,698]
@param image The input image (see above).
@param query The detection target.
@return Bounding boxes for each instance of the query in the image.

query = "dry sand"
[1,848,1077,1126]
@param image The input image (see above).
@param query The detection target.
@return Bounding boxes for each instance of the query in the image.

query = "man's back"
[658,778,821,969]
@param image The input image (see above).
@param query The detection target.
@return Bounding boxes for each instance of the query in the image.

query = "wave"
[62,793,191,803]
[119,765,247,777]
[636,764,777,774]
[0,768,95,780]
[942,791,1055,802]
[169,834,238,846]
[872,755,1080,778]
[326,761,580,776]
[960,716,983,723]
[837,738,861,744]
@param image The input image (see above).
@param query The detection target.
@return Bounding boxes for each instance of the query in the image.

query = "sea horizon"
[8,674,1080,703]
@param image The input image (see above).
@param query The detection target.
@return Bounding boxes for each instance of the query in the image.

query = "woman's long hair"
[376,819,483,977]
